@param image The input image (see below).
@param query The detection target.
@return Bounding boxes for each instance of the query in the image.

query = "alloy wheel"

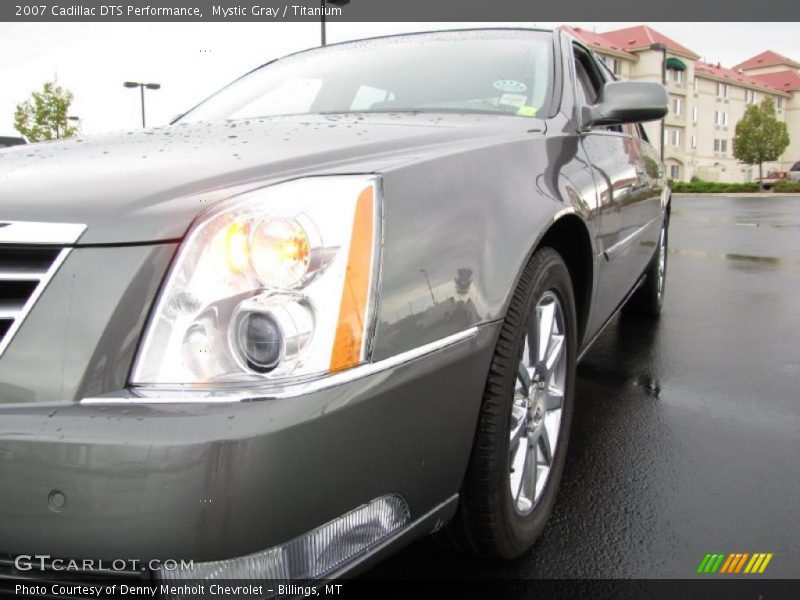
[508,291,567,515]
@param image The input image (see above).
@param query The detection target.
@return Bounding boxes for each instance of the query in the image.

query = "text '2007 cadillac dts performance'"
[0,29,668,590]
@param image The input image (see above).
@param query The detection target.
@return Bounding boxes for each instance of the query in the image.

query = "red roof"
[749,69,800,92]
[733,50,800,71]
[599,25,699,59]
[694,61,789,94]
[560,25,636,58]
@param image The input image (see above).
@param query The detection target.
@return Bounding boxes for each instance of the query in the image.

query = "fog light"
[157,494,410,590]
[232,294,315,376]
[236,312,282,373]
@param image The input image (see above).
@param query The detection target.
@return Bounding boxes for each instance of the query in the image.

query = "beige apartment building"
[563,25,800,182]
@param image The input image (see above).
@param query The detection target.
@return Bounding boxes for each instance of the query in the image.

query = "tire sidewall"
[500,252,578,555]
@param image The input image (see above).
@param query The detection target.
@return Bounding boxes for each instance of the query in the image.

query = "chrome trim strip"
[0,247,74,358]
[81,326,480,405]
[603,215,661,261]
[0,221,86,245]
[0,272,46,281]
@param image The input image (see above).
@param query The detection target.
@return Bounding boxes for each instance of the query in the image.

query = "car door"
[572,44,662,335]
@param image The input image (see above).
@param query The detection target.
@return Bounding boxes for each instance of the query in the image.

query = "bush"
[671,180,761,193]
[772,181,800,193]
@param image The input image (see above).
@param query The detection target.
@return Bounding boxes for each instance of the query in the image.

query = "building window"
[715,111,728,126]
[691,135,697,149]
[777,97,783,109]
[714,139,728,154]
[693,78,699,93]
[746,89,757,104]
[716,82,729,98]
[673,97,682,116]
[671,69,684,84]
[598,55,621,76]
[670,129,681,147]
[692,106,698,123]
[669,164,680,179]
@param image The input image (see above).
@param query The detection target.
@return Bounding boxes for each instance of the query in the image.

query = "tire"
[624,218,668,317]
[443,247,577,559]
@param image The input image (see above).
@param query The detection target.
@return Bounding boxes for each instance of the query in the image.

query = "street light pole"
[320,0,350,46]
[419,268,436,305]
[320,0,326,46]
[140,85,145,128]
[123,81,161,127]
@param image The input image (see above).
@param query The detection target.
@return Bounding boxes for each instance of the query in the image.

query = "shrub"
[772,181,800,193]
[671,180,761,193]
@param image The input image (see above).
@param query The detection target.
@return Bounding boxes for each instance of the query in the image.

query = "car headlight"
[131,176,380,387]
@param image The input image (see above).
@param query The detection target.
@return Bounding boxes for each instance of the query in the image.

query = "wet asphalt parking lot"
[367,194,800,579]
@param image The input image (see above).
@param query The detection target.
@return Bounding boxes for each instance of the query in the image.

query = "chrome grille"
[0,221,86,358]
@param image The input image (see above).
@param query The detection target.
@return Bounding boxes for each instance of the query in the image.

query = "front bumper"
[0,323,498,565]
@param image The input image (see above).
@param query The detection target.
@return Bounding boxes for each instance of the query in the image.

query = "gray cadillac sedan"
[0,29,668,588]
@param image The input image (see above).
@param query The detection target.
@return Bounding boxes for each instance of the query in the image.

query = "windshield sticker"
[493,79,528,93]
[498,93,528,108]
[516,106,538,117]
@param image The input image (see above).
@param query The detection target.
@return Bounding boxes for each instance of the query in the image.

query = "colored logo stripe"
[719,554,736,573]
[698,552,773,574]
[697,553,726,573]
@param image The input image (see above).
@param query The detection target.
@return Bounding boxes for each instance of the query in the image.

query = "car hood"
[0,113,532,244]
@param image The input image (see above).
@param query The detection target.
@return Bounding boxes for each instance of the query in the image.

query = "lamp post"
[123,81,161,127]
[64,115,79,138]
[56,115,80,139]
[649,43,668,165]
[419,268,436,305]
[320,0,350,46]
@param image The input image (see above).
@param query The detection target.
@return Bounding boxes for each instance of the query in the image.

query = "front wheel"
[444,247,577,559]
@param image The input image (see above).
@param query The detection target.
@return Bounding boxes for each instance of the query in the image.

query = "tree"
[14,82,79,142]
[732,98,790,190]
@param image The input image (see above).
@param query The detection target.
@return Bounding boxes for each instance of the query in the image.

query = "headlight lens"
[250,217,312,288]
[132,176,379,387]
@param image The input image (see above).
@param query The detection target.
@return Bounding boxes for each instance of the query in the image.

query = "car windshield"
[180,30,554,122]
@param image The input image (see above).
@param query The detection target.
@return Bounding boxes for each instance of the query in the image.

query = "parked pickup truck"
[0,136,26,148]
[757,171,788,189]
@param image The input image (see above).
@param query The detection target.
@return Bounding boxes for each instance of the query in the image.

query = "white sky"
[2,22,799,136]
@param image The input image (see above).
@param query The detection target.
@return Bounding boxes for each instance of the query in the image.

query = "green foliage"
[732,98,790,187]
[671,180,761,193]
[772,181,800,193]
[14,82,79,142]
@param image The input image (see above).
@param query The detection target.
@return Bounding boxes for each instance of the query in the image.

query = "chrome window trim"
[0,220,87,245]
[81,326,480,405]
[0,221,87,358]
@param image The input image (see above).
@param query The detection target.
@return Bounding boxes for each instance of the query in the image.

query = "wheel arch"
[533,213,595,347]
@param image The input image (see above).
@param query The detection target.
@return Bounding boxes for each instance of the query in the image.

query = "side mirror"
[582,81,668,128]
